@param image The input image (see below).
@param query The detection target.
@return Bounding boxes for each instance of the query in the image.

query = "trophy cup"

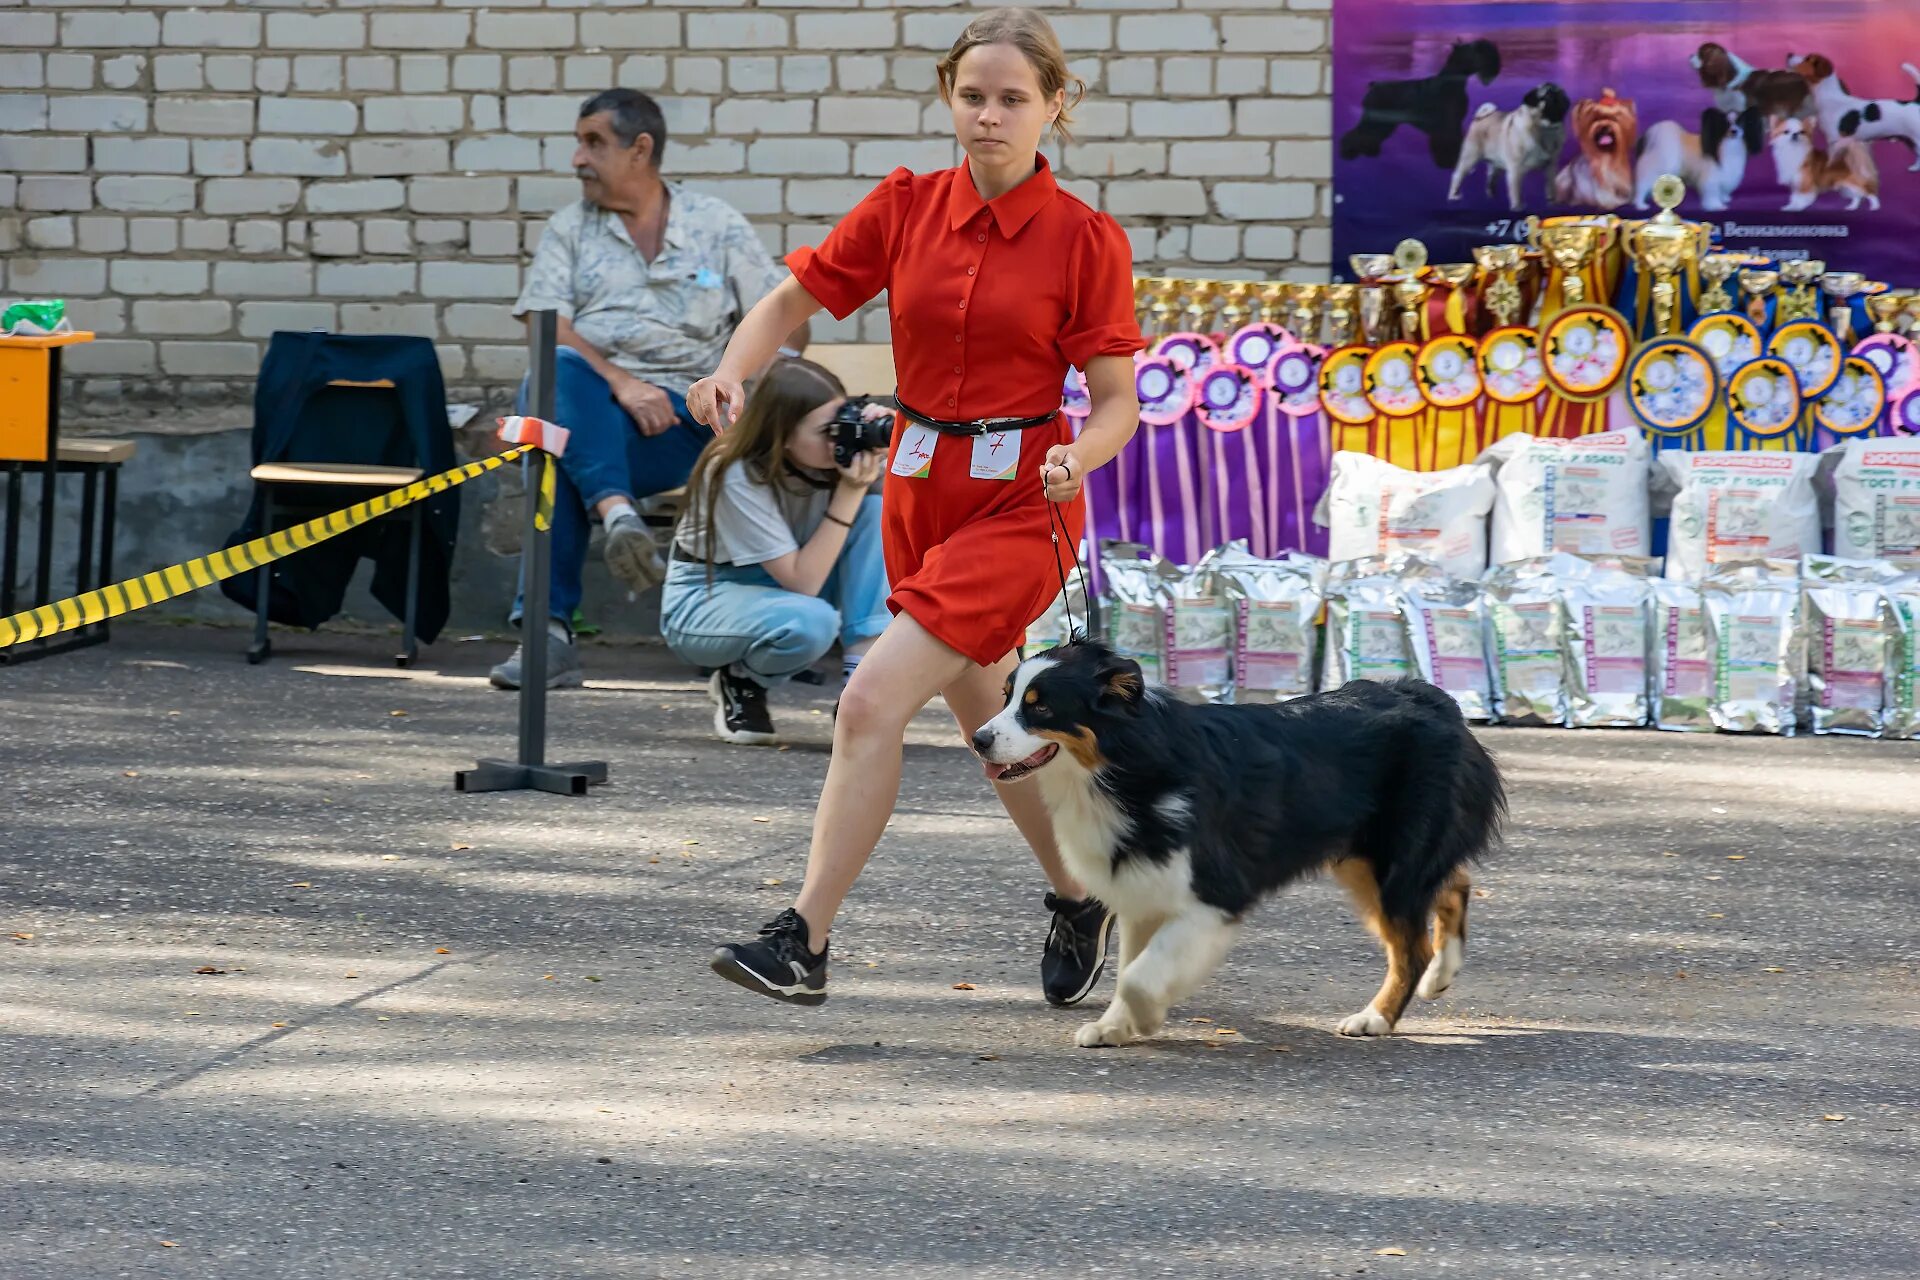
[1220,281,1253,332]
[1428,263,1478,335]
[1181,279,1218,333]
[1739,268,1779,330]
[1867,291,1905,334]
[1625,176,1695,337]
[1255,281,1288,327]
[1387,239,1429,341]
[1350,253,1395,346]
[1133,276,1154,332]
[1902,292,1920,335]
[1698,253,1742,314]
[1324,284,1358,347]
[1148,277,1183,335]
[1822,272,1866,346]
[1536,221,1613,312]
[1778,260,1825,324]
[1473,244,1525,329]
[1287,283,1326,346]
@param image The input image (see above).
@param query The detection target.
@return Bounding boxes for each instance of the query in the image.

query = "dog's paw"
[1336,1008,1394,1037]
[1075,1020,1132,1048]
[1417,937,1464,1000]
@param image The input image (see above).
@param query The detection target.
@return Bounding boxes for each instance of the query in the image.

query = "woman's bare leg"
[790,613,971,949]
[940,656,1089,900]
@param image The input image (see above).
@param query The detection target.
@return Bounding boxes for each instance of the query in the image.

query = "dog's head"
[1771,115,1811,148]
[1789,52,1836,85]
[1572,91,1638,157]
[971,641,1145,784]
[1442,38,1503,85]
[1693,42,1734,88]
[1523,82,1571,125]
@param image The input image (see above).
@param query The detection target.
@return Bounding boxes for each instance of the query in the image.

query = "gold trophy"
[1181,279,1217,333]
[1324,284,1358,346]
[1535,221,1614,313]
[1254,281,1288,326]
[1388,239,1431,342]
[1777,260,1826,323]
[1350,253,1395,346]
[1902,292,1920,335]
[1739,268,1779,330]
[1821,271,1866,346]
[1428,263,1477,335]
[1624,176,1694,337]
[1220,281,1253,331]
[1867,290,1904,334]
[1133,276,1155,332]
[1473,244,1525,329]
[1287,283,1326,345]
[1148,277,1184,335]
[1698,253,1742,314]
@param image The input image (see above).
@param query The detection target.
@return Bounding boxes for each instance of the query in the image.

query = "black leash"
[1044,462,1092,643]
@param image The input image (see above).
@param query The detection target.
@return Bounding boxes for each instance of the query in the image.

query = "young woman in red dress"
[687,7,1145,1009]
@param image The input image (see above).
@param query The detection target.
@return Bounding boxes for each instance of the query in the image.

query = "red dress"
[787,156,1146,666]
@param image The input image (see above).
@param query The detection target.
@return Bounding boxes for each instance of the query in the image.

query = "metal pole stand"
[456,311,609,796]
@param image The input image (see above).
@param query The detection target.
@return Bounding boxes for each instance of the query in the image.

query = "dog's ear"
[1093,653,1145,706]
[1523,85,1543,110]
[1544,84,1571,123]
[1701,106,1732,156]
[1738,106,1765,154]
[1473,39,1503,85]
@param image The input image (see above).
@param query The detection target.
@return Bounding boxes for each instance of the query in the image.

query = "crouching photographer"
[662,358,891,745]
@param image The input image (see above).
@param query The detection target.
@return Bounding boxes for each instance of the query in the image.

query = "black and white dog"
[1340,38,1504,169]
[973,642,1505,1049]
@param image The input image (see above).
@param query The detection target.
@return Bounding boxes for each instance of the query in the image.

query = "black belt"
[893,395,1060,437]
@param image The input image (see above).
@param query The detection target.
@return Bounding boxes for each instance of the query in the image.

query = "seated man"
[493,88,806,689]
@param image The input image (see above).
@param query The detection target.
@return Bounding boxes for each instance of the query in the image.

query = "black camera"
[830,396,894,468]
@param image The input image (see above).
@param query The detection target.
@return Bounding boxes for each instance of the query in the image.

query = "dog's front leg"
[1075,911,1237,1048]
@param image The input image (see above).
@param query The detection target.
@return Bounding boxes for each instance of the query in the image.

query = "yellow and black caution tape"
[1,444,557,651]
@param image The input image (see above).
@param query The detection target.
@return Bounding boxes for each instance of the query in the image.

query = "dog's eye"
[1026,702,1048,718]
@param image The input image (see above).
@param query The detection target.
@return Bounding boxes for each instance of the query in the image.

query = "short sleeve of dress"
[1056,213,1147,370]
[785,167,915,322]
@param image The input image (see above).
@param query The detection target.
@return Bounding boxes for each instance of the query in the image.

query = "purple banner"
[1334,0,1920,282]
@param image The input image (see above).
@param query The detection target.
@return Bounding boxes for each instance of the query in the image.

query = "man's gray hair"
[578,89,668,166]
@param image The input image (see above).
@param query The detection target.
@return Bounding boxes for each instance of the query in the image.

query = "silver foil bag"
[1890,575,1920,740]
[1323,557,1417,690]
[1649,579,1713,732]
[1483,556,1571,726]
[1164,546,1235,703]
[1401,563,1493,722]
[1563,556,1656,729]
[1099,544,1175,688]
[1025,577,1089,653]
[1216,545,1324,704]
[1703,559,1804,736]
[1802,555,1896,738]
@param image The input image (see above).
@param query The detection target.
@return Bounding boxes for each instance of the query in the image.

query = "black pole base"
[455,757,609,796]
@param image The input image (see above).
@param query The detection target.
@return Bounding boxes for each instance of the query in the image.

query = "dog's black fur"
[1341,38,1505,169]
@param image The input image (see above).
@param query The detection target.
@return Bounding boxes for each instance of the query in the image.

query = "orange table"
[2,331,98,661]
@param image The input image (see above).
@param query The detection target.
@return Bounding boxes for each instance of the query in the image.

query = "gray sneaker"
[603,512,666,595]
[489,626,585,690]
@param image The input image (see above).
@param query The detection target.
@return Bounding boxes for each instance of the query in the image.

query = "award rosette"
[1893,387,1920,436]
[1135,356,1192,427]
[1852,333,1919,399]
[1417,334,1482,409]
[1196,365,1261,433]
[1478,326,1546,404]
[1062,366,1091,422]
[1689,312,1764,381]
[1318,345,1374,425]
[1813,356,1886,437]
[1154,332,1218,379]
[1627,338,1719,437]
[1226,323,1287,375]
[1726,356,1803,440]
[1265,343,1324,418]
[1362,341,1425,418]
[1542,306,1632,401]
[1767,320,1843,400]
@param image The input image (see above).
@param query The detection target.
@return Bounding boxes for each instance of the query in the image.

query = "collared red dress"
[787,156,1146,666]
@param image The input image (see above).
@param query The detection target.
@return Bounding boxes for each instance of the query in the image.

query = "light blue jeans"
[660,493,890,687]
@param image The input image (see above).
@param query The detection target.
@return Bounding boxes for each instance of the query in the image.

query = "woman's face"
[949,43,1061,172]
[785,397,845,472]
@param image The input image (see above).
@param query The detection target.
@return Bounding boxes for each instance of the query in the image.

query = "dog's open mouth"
[982,743,1059,783]
[1594,125,1619,151]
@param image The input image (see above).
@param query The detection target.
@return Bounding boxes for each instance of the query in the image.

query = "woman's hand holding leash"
[686,374,745,434]
[1042,444,1084,504]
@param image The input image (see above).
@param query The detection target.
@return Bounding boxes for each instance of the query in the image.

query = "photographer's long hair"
[678,356,848,580]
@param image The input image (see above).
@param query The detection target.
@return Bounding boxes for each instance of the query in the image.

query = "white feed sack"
[1481,430,1652,564]
[1482,555,1572,725]
[1801,555,1898,738]
[1656,451,1821,581]
[1824,436,1920,569]
[1561,556,1657,728]
[1649,579,1713,732]
[1318,452,1496,580]
[1890,574,1920,741]
[1214,545,1325,704]
[1322,557,1418,690]
[1100,545,1176,688]
[1701,559,1805,735]
[1164,549,1235,703]
[1401,563,1494,721]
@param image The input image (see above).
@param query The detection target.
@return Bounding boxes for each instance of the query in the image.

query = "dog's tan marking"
[1431,866,1470,952]
[1330,859,1435,1035]
[1024,689,1039,706]
[1105,669,1142,701]
[1036,726,1105,770]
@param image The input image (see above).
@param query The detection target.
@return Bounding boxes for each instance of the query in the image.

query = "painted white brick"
[1153,226,1190,260]
[1218,57,1268,97]
[819,97,923,136]
[1065,141,1166,178]
[265,13,366,51]
[346,57,397,93]
[852,138,957,176]
[255,58,291,95]
[1237,98,1332,137]
[1050,15,1115,51]
[154,55,202,93]
[661,96,711,136]
[238,302,338,339]
[205,57,254,94]
[618,56,669,90]
[688,13,789,49]
[1273,140,1332,180]
[676,57,723,94]
[161,11,260,50]
[233,222,283,255]
[421,261,520,299]
[1213,180,1316,221]
[453,134,544,172]
[45,55,94,91]
[339,303,437,336]
[901,13,969,51]
[1116,15,1218,53]
[160,342,258,377]
[781,56,832,94]
[504,94,578,134]
[64,341,156,376]
[443,303,525,341]
[472,346,529,381]
[1190,225,1241,263]
[12,15,56,49]
[363,221,413,255]
[468,220,522,258]
[1222,15,1324,54]
[102,56,145,91]
[454,56,503,92]
[64,298,125,338]
[563,55,612,90]
[128,217,179,255]
[20,176,92,212]
[1245,225,1299,261]
[258,97,356,136]
[1068,100,1129,140]
[477,13,576,50]
[202,178,302,216]
[1298,227,1331,265]
[109,259,208,296]
[508,57,558,92]
[415,220,466,250]
[300,180,405,216]
[182,219,230,252]
[434,345,467,380]
[250,139,347,178]
[746,139,849,176]
[580,12,681,49]
[154,98,254,136]
[678,177,781,216]
[8,257,108,295]
[133,300,231,336]
[293,56,344,93]
[0,137,87,173]
[714,99,814,136]
[838,56,888,93]
[363,96,464,134]
[728,57,778,94]
[471,95,503,132]
[0,55,45,89]
[786,179,875,217]
[516,177,579,214]
[192,140,247,177]
[1170,142,1273,177]
[215,261,315,297]
[673,138,747,173]
[370,13,473,51]
[62,12,161,49]
[1106,58,1156,96]
[0,94,49,131]
[77,216,128,253]
[349,139,451,176]
[1161,58,1212,96]
[400,56,452,94]
[795,12,896,48]
[26,217,76,251]
[1107,180,1209,217]
[1269,58,1321,97]
[1131,100,1231,138]
[95,176,196,214]
[310,221,359,257]
[409,177,512,215]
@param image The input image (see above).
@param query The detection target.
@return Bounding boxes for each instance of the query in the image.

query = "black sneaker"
[710,908,828,1005]
[710,667,776,745]
[1042,892,1115,1007]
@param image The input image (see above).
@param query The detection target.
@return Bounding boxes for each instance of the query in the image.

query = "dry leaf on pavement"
[450,843,473,851]
[1375,1247,1407,1256]
[951,982,976,990]
[1823,1114,1848,1122]
[434,947,450,955]
[193,966,225,975]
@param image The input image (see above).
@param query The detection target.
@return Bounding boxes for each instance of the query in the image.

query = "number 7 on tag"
[969,430,1018,481]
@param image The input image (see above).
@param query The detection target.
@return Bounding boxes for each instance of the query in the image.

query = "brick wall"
[0,0,1334,411]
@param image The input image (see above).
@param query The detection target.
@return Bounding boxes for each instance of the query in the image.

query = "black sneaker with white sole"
[1041,891,1115,1007]
[709,667,776,745]
[710,907,827,1005]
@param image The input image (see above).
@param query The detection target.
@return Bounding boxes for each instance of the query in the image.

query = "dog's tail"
[1472,102,1499,120]
[1375,683,1507,922]
[1904,63,1920,102]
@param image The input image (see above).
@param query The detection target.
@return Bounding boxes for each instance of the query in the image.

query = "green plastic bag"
[3,300,68,336]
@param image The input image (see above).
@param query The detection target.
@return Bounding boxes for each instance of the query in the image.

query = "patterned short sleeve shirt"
[514,185,785,397]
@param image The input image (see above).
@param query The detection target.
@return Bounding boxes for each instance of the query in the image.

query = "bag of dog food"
[1657,450,1821,581]
[1802,555,1897,737]
[1825,437,1920,569]
[1317,452,1496,581]
[1024,577,1089,653]
[1100,544,1175,688]
[1164,546,1235,703]
[1216,544,1324,704]
[1702,559,1804,735]
[1483,556,1572,725]
[1401,563,1494,722]
[1323,557,1417,690]
[1481,430,1652,565]
[1649,578,1713,732]
[1562,555,1656,728]
[1889,574,1920,740]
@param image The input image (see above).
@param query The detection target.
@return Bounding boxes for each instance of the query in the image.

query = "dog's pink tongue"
[981,760,1010,781]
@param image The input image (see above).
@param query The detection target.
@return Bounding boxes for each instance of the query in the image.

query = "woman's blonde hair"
[935,7,1087,143]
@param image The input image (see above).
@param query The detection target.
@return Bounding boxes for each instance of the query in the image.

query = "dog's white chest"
[1040,775,1198,920]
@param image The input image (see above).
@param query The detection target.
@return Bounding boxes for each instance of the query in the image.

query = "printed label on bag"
[891,423,939,478]
[969,430,1019,481]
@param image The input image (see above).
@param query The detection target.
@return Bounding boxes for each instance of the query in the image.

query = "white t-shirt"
[674,460,834,568]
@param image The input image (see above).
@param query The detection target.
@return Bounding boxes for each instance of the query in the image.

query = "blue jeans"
[660,493,890,687]
[511,347,711,625]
